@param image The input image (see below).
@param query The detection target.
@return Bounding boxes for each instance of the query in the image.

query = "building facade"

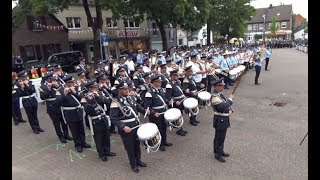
[176,24,212,47]
[12,14,69,61]
[244,4,293,42]
[147,20,177,51]
[54,2,150,62]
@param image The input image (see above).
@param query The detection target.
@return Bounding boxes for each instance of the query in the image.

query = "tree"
[270,16,279,38]
[12,0,105,63]
[207,0,255,42]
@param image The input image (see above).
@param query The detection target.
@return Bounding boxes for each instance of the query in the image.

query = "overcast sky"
[12,0,308,20]
[250,0,308,20]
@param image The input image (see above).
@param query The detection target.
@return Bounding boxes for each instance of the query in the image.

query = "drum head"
[137,123,159,140]
[198,91,211,101]
[239,65,245,71]
[229,70,237,75]
[164,108,182,122]
[183,97,198,108]
[215,69,222,74]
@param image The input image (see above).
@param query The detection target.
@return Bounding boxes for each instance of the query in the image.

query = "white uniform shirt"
[187,61,202,83]
[143,65,151,73]
[125,60,135,72]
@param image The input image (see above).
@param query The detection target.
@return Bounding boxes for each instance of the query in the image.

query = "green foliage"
[269,16,279,37]
[208,0,255,38]
[254,34,262,40]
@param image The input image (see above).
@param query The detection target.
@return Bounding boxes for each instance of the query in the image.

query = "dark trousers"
[48,113,69,139]
[219,74,231,86]
[201,77,207,90]
[12,100,23,123]
[265,58,270,70]
[68,121,86,148]
[213,128,227,156]
[255,65,261,84]
[119,129,141,168]
[190,115,197,123]
[92,119,111,157]
[150,115,167,146]
[207,75,214,93]
[24,106,40,130]
[174,104,186,134]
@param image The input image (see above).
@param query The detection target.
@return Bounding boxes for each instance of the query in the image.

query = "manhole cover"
[270,100,287,107]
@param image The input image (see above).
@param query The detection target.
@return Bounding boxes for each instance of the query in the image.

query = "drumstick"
[144,107,149,118]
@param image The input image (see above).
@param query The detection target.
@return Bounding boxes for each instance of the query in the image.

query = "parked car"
[12,57,24,73]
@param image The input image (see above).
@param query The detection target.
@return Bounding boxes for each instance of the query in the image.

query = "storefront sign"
[117,30,140,37]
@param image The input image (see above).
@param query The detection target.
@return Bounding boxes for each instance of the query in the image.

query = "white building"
[176,24,213,47]
[294,28,308,40]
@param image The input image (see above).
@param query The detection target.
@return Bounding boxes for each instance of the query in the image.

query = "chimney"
[269,4,272,9]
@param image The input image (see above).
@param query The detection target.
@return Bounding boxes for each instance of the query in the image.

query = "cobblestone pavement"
[12,48,308,180]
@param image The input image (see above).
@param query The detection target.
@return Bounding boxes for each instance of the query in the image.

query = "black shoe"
[190,122,198,126]
[224,86,229,89]
[76,146,83,153]
[59,138,67,143]
[65,136,73,141]
[229,83,234,86]
[107,152,116,156]
[137,161,147,167]
[265,69,269,71]
[82,143,91,148]
[159,146,166,151]
[38,128,45,132]
[215,155,226,163]
[176,131,186,136]
[132,166,140,173]
[194,120,200,123]
[100,156,108,161]
[19,119,27,123]
[14,122,19,125]
[221,152,230,157]
[164,142,173,146]
[182,129,188,134]
[255,83,261,85]
[33,130,40,134]
[110,130,117,134]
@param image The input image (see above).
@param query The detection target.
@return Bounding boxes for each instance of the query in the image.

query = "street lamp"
[276,13,280,39]
[263,14,266,45]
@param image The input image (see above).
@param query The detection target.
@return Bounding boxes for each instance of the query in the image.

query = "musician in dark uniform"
[83,81,116,161]
[75,57,90,80]
[39,72,72,143]
[16,70,43,134]
[132,64,145,90]
[55,75,91,153]
[109,81,147,173]
[165,70,188,136]
[210,78,234,163]
[138,73,152,103]
[76,71,91,128]
[144,75,172,151]
[182,66,200,126]
[94,61,107,80]
[159,64,170,89]
[12,72,27,125]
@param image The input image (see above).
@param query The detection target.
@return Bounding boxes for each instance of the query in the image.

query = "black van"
[46,51,84,72]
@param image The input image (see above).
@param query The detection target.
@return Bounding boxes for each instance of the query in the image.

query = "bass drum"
[137,123,161,153]
[164,108,184,131]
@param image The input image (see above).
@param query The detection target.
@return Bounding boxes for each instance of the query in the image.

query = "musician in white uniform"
[186,54,206,90]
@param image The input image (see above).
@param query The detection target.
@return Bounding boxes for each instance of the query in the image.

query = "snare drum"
[183,97,199,116]
[197,91,212,107]
[137,123,161,153]
[229,69,237,80]
[164,108,184,131]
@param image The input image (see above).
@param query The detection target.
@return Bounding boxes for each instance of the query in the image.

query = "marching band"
[13,46,256,173]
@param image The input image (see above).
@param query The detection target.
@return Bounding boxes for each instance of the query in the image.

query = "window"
[106,18,118,28]
[66,17,81,29]
[259,23,264,30]
[247,24,252,31]
[124,20,139,28]
[20,45,35,61]
[179,39,183,45]
[88,17,97,27]
[281,22,287,29]
[248,36,251,41]
[253,24,258,30]
[152,23,158,35]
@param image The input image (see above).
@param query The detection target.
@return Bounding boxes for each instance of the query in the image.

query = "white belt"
[172,95,185,100]
[153,104,167,110]
[62,105,82,110]
[46,98,56,101]
[191,90,197,93]
[214,112,229,116]
[121,118,136,123]
[21,94,35,99]
[90,113,106,120]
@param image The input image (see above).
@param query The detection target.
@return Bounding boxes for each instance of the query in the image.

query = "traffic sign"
[101,33,109,46]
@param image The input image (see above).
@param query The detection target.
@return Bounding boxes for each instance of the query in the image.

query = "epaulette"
[110,101,119,108]
[183,78,189,83]
[211,93,223,105]
[166,84,172,89]
[80,98,87,103]
[75,66,80,69]
[56,90,61,96]
[145,92,152,98]
[38,87,44,93]
[133,75,138,80]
